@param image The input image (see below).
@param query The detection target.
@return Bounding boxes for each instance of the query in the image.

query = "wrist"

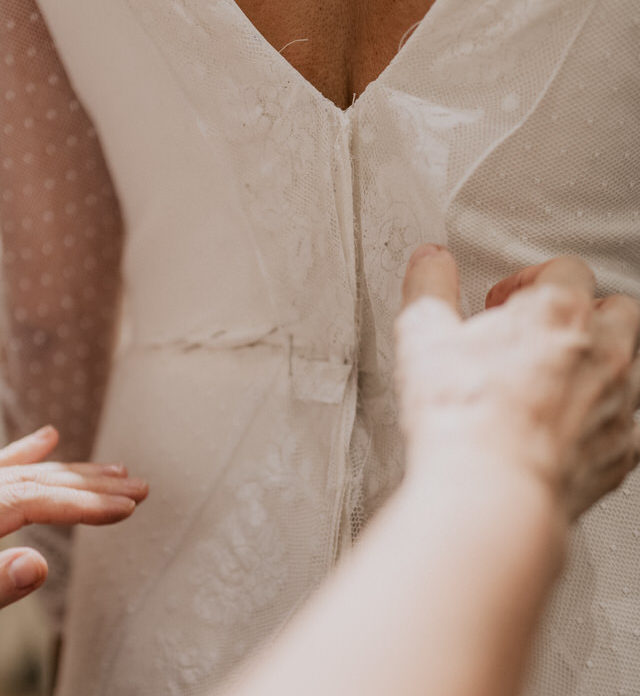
[406,406,564,498]
[402,427,569,574]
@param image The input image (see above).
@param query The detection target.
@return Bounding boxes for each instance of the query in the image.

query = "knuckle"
[6,481,37,502]
[556,255,596,283]
[534,283,591,325]
[1,481,42,515]
[29,471,52,487]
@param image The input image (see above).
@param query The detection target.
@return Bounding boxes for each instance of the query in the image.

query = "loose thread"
[278,37,309,54]
[398,20,422,51]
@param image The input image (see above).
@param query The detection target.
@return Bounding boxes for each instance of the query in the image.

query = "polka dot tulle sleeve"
[0,0,124,628]
[0,0,123,456]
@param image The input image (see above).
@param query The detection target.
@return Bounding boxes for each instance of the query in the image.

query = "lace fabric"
[0,0,124,630]
[0,1,639,695]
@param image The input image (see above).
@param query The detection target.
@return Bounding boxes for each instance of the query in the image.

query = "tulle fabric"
[0,1,639,695]
[0,0,123,631]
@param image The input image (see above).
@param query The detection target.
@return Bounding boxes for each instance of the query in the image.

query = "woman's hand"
[227,249,602,696]
[396,247,640,521]
[0,425,148,609]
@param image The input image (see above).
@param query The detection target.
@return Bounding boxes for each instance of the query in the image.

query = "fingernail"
[8,555,44,590]
[408,244,443,269]
[35,425,55,440]
[122,478,148,496]
[127,478,147,489]
[418,244,445,256]
[113,494,137,510]
[102,464,127,476]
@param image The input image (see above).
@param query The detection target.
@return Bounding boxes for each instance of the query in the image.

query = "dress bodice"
[20,0,640,693]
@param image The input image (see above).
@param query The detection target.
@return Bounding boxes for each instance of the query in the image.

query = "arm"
[228,248,639,696]
[230,458,565,696]
[0,0,124,627]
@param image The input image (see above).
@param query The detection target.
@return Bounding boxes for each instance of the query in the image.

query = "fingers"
[578,414,634,472]
[0,466,148,502]
[29,462,129,478]
[0,485,140,537]
[401,245,461,315]
[0,547,48,610]
[568,421,639,520]
[569,450,634,520]
[0,426,59,467]
[0,429,147,537]
[579,385,629,440]
[592,296,640,371]
[570,413,640,520]
[594,427,639,493]
[577,356,640,444]
[486,256,596,309]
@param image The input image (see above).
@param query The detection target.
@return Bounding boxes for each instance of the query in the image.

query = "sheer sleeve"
[0,0,124,629]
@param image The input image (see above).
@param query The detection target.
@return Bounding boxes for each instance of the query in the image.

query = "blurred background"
[0,272,52,695]
[0,533,50,696]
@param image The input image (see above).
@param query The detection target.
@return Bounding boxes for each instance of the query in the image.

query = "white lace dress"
[1,1,639,695]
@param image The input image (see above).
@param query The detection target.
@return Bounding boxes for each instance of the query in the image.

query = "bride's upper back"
[235,0,436,109]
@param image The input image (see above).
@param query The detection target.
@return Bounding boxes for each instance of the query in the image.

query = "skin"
[401,249,640,520]
[483,257,640,518]
[1,246,637,696]
[0,425,147,610]
[3,2,640,693]
[235,0,438,109]
[0,0,438,464]
[225,246,640,696]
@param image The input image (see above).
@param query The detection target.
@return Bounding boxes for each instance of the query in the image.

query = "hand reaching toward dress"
[397,247,640,521]
[0,426,147,609]
[228,246,640,696]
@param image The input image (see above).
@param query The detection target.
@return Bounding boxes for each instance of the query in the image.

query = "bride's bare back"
[236,0,436,109]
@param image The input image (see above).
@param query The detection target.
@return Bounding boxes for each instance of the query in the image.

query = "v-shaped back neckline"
[229,0,447,115]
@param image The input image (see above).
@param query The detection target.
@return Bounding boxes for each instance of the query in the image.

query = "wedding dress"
[0,1,639,694]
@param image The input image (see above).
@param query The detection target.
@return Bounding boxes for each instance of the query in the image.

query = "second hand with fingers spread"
[0,425,148,609]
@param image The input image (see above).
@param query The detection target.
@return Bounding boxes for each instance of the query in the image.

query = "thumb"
[0,547,48,610]
[401,244,461,315]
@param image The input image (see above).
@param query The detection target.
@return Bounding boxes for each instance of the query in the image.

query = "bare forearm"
[229,244,634,696]
[228,460,566,696]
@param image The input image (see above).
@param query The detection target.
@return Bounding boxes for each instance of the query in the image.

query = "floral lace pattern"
[2,0,639,694]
